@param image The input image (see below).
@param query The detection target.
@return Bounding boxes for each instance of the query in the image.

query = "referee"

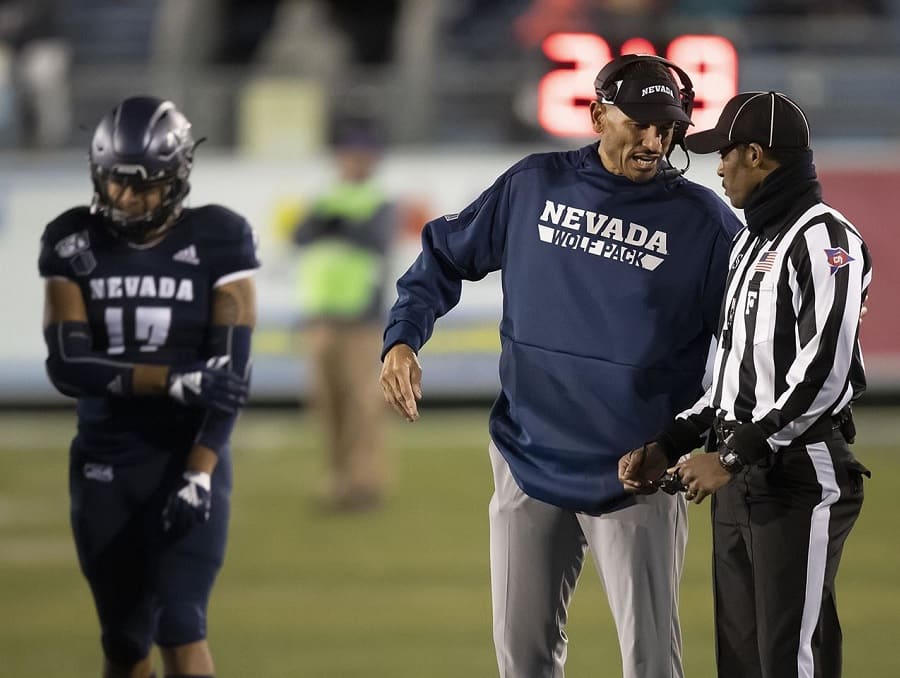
[619,91,872,678]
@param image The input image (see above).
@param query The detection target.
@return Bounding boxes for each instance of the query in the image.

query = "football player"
[39,96,259,678]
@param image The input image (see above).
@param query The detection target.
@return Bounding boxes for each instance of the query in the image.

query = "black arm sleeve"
[43,321,134,397]
[193,325,253,454]
[654,407,716,464]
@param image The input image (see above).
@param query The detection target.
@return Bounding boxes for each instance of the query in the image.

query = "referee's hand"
[619,443,667,494]
[670,453,733,504]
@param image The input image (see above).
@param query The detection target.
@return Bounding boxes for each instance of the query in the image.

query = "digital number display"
[538,34,738,137]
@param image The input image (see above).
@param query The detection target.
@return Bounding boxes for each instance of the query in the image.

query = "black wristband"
[655,417,704,465]
[731,422,772,465]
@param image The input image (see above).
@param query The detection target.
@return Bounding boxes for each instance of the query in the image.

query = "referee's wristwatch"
[718,435,745,474]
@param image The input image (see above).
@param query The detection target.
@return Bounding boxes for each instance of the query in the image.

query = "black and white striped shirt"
[680,202,871,453]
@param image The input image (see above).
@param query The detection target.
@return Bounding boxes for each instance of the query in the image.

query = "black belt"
[713,407,853,447]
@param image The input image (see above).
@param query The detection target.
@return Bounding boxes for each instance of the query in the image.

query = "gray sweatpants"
[488,442,687,678]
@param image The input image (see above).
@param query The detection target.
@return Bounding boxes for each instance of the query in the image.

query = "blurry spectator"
[673,0,750,16]
[198,0,401,68]
[750,0,887,15]
[514,0,671,49]
[213,0,281,64]
[322,0,401,65]
[293,116,396,513]
[0,0,70,147]
[447,0,533,57]
[152,0,281,69]
[513,0,585,48]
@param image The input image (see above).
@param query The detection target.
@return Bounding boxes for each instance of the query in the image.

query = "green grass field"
[1,407,897,677]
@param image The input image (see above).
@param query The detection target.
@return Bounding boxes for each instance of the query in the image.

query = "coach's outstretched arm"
[380,168,510,422]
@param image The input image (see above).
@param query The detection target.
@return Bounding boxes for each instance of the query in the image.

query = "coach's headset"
[594,54,695,176]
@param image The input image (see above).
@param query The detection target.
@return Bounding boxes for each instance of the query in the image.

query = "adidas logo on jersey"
[106,375,124,395]
[172,245,200,265]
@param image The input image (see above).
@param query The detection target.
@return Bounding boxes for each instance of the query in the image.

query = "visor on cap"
[685,91,811,154]
[683,127,735,154]
[602,79,692,125]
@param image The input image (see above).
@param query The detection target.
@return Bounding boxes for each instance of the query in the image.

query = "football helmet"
[89,96,196,242]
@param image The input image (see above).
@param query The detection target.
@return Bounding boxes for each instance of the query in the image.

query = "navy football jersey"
[38,206,259,457]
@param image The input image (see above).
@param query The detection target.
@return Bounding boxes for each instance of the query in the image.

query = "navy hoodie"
[383,143,741,513]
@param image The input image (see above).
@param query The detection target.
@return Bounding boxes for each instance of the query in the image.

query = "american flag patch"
[754,250,778,272]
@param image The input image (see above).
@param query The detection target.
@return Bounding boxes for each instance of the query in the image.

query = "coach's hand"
[618,442,668,494]
[167,356,249,414]
[380,343,422,422]
[162,470,212,540]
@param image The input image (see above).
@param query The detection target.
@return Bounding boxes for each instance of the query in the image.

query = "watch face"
[720,450,743,472]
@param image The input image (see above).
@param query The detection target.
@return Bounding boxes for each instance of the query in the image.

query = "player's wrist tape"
[167,369,203,404]
[183,470,211,492]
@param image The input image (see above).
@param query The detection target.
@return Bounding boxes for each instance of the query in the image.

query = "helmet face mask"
[89,97,196,243]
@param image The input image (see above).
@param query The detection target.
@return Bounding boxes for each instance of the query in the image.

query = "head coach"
[381,54,743,678]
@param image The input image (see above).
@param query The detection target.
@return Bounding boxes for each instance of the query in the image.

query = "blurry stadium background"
[1,1,898,676]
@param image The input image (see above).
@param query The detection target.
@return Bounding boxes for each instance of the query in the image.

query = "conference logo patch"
[825,247,854,275]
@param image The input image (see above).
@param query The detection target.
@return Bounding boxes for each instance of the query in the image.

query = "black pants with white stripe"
[711,431,868,678]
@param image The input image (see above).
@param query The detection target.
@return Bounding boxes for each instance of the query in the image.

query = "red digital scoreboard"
[538,34,738,137]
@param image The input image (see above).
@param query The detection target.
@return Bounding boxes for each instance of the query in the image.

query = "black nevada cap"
[599,78,693,125]
[685,91,811,154]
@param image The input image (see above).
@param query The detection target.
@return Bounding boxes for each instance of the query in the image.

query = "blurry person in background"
[293,116,396,513]
[380,55,742,678]
[320,0,402,65]
[39,96,258,678]
[209,0,281,65]
[0,0,71,148]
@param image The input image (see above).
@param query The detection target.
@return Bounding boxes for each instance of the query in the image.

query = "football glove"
[162,470,212,539]
[167,356,248,414]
